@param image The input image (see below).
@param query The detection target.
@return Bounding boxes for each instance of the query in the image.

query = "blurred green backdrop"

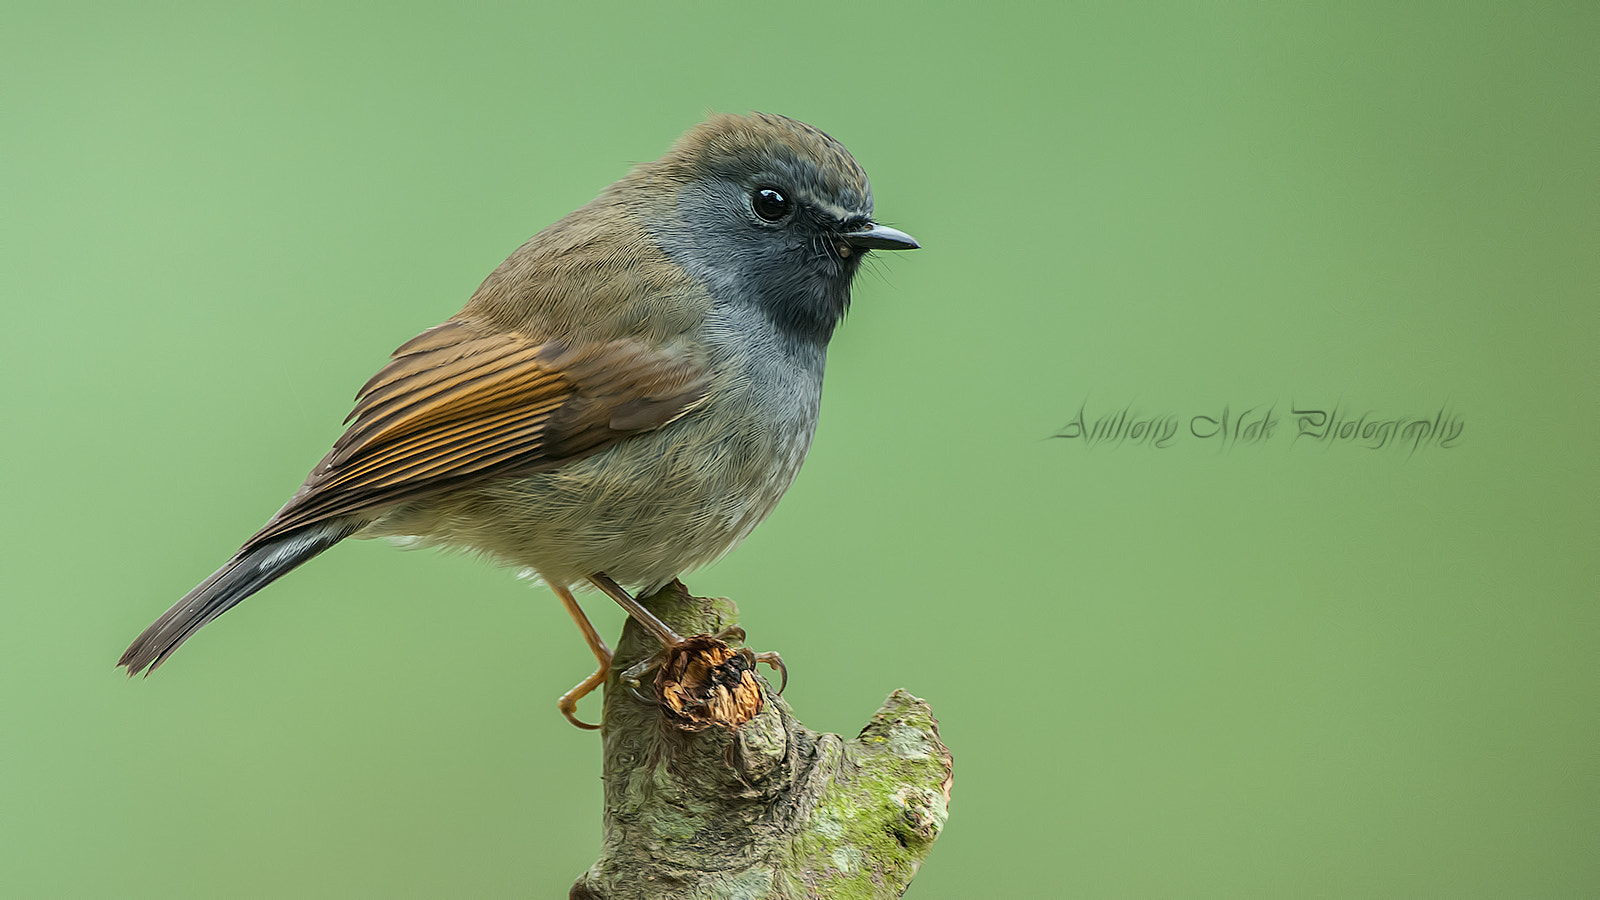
[3,2,1595,897]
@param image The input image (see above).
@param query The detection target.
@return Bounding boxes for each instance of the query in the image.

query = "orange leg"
[552,583,612,730]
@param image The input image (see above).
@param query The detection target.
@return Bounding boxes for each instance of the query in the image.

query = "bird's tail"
[119,520,362,675]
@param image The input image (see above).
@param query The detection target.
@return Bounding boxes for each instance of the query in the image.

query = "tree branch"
[571,584,953,899]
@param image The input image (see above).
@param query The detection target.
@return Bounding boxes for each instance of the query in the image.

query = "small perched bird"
[118,112,918,726]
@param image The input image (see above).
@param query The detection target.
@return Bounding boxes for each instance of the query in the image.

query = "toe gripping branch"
[627,626,786,733]
[588,575,787,732]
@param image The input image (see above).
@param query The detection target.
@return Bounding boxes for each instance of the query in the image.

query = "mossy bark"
[571,585,953,900]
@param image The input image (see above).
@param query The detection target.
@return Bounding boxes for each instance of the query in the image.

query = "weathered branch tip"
[571,584,953,900]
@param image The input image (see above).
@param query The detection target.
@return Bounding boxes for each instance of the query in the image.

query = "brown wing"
[238,319,710,554]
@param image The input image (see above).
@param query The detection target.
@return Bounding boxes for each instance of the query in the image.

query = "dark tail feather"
[119,520,361,675]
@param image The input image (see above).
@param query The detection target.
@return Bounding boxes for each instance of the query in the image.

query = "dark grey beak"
[843,222,919,251]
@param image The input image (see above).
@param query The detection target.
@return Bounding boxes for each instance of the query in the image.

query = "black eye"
[751,187,792,222]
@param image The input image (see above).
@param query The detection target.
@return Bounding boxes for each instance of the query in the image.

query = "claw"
[751,651,787,694]
[557,661,608,730]
[712,624,784,692]
[553,576,789,730]
[621,652,665,704]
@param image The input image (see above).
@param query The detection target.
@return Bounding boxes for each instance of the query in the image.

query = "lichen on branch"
[570,584,952,900]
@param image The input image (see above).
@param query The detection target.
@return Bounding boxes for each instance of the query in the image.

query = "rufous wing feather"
[239,319,711,554]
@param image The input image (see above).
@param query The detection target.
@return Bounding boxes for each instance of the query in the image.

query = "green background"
[4,2,1595,897]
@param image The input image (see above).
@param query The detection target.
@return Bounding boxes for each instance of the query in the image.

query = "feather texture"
[238,322,710,555]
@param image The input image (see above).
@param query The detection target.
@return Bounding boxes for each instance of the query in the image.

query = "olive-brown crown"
[644,112,873,216]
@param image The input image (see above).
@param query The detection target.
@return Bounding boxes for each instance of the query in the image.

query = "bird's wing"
[239,319,711,553]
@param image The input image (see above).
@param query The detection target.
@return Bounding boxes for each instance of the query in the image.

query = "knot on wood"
[656,634,763,732]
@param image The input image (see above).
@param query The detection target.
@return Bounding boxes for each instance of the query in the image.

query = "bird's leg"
[590,575,787,698]
[587,573,695,692]
[552,583,611,730]
[587,572,685,646]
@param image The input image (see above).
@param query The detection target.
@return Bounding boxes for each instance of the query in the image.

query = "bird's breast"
[371,318,827,594]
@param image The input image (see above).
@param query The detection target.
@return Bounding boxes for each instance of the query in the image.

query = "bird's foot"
[557,652,611,730]
[620,626,785,732]
[552,582,615,729]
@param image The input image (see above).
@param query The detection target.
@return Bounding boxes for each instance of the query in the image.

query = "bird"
[117,112,918,727]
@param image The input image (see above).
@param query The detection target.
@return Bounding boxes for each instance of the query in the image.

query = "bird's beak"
[842,222,920,251]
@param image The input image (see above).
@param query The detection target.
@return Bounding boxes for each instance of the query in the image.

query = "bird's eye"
[751,188,792,222]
